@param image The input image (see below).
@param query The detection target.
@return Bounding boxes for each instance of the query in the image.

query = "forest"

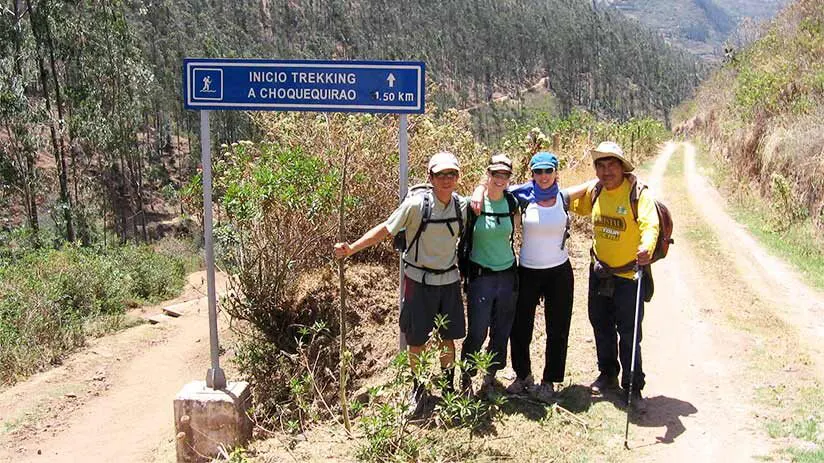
[0,0,703,245]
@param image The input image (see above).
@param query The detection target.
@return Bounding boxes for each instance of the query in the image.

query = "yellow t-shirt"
[571,178,659,279]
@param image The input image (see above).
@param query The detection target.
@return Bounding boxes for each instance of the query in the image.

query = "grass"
[0,237,195,384]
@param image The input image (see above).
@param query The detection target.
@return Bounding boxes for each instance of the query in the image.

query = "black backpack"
[392,184,464,265]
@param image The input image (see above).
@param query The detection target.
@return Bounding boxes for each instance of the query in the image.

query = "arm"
[334,223,390,259]
[568,184,595,217]
[635,191,660,266]
[470,181,488,215]
[563,178,597,201]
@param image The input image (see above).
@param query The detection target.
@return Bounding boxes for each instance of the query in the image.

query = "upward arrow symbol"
[387,73,396,88]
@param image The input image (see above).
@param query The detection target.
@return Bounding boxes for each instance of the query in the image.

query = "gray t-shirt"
[384,191,468,285]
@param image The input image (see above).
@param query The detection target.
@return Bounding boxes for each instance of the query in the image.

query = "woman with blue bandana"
[471,151,591,402]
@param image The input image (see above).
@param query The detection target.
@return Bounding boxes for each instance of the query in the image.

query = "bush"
[0,240,189,383]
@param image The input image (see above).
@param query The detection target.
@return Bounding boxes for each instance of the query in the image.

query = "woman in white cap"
[471,151,591,402]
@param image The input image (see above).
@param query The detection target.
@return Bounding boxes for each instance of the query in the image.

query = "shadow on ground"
[512,384,698,445]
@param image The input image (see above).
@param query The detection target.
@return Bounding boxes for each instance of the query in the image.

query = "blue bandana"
[510,180,559,204]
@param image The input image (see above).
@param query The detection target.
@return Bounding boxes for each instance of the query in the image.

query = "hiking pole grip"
[624,268,644,450]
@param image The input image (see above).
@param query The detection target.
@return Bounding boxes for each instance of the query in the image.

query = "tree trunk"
[27,0,74,242]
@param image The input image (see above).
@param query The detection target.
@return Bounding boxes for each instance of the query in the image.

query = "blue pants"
[588,267,645,390]
[461,268,517,376]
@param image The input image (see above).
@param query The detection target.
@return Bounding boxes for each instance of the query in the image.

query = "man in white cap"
[570,141,659,411]
[334,151,468,412]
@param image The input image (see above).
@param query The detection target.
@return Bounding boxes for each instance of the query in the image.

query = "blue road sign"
[183,58,425,114]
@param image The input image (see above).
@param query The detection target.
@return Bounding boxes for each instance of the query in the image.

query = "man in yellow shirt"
[570,141,659,411]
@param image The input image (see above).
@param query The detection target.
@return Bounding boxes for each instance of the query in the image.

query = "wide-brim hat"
[591,141,634,172]
[428,151,460,173]
[488,153,513,172]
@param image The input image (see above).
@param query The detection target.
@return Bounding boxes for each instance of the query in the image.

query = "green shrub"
[0,241,190,383]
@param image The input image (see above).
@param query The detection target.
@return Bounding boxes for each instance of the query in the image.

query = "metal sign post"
[185,59,424,389]
[200,110,226,390]
[398,114,409,351]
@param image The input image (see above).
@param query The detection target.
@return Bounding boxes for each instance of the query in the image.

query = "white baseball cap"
[488,154,513,172]
[428,151,460,173]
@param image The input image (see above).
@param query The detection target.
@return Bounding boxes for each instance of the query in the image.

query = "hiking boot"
[625,388,647,413]
[481,373,500,389]
[477,373,502,398]
[589,373,619,395]
[530,381,555,403]
[460,372,474,396]
[505,374,534,395]
[407,384,426,418]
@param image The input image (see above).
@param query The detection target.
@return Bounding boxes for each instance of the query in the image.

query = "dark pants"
[401,277,465,347]
[587,267,645,390]
[510,260,574,383]
[461,268,518,376]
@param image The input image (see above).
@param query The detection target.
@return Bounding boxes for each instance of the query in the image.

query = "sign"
[183,58,425,114]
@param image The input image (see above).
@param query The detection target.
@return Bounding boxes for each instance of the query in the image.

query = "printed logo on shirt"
[616,205,628,216]
[594,214,625,242]
[594,215,626,231]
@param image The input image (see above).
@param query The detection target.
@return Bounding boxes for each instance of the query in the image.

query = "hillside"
[675,0,824,229]
[597,0,788,60]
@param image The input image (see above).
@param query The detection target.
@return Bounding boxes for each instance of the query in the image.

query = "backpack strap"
[406,191,463,262]
[590,182,604,207]
[590,248,637,275]
[560,190,571,250]
[405,191,432,261]
[628,180,648,223]
[453,192,464,238]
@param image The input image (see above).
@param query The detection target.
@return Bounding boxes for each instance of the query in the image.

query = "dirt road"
[0,141,820,462]
[0,272,232,463]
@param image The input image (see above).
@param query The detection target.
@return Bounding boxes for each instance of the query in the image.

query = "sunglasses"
[491,171,511,180]
[532,168,556,175]
[432,171,459,179]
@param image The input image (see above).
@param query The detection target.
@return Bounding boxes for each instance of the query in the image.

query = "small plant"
[356,316,505,462]
[769,172,808,231]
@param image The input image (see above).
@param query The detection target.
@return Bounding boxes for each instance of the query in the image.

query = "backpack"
[392,184,464,265]
[591,175,674,264]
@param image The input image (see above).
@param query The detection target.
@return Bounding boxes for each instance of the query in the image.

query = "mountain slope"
[597,0,788,60]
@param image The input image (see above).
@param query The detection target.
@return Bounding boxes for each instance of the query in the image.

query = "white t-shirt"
[519,192,569,269]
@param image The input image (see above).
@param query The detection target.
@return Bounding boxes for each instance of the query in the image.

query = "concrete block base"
[174,381,252,462]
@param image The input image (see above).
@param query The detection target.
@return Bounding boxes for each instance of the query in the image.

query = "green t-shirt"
[470,196,515,271]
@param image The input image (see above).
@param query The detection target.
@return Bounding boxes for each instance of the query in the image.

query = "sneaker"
[505,374,534,395]
[589,373,619,395]
[626,388,647,413]
[531,381,555,403]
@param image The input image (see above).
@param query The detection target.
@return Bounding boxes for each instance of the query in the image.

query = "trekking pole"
[624,267,643,450]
